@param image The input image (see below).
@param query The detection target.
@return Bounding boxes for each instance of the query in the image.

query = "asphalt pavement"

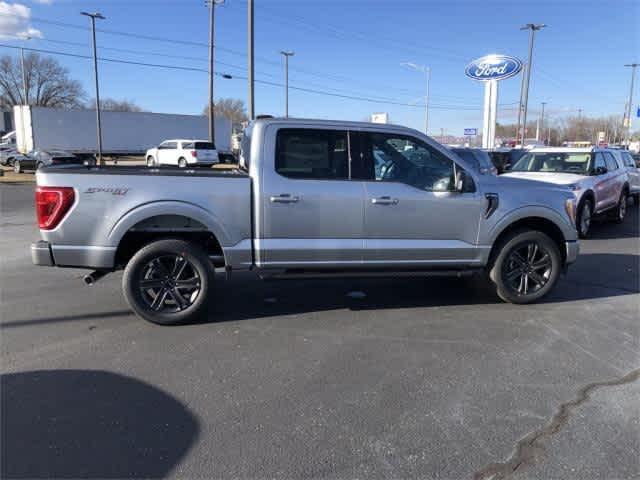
[1,182,639,479]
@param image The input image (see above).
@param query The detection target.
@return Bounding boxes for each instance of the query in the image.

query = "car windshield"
[511,152,592,174]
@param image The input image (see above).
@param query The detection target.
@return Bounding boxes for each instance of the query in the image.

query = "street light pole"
[247,0,255,120]
[518,23,546,147]
[18,35,31,105]
[280,51,294,117]
[206,0,224,145]
[401,62,430,135]
[540,101,546,142]
[623,63,638,147]
[81,11,105,166]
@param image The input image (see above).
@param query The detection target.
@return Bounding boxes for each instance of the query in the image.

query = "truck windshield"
[194,142,215,150]
[511,152,592,175]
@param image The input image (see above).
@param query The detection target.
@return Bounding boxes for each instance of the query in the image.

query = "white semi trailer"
[13,106,234,161]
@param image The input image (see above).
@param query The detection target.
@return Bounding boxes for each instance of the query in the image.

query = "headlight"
[565,198,577,224]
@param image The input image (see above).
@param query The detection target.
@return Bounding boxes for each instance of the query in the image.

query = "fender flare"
[487,205,575,245]
[108,200,232,249]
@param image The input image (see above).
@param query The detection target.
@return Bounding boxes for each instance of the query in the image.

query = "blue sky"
[0,0,638,135]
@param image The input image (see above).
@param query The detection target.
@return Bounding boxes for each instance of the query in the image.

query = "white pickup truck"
[32,118,579,325]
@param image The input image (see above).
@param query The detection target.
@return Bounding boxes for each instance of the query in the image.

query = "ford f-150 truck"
[32,118,580,325]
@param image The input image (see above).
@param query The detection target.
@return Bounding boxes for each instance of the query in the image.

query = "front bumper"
[565,240,579,265]
[31,240,54,266]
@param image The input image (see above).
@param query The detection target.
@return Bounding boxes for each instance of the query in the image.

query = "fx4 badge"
[84,187,130,196]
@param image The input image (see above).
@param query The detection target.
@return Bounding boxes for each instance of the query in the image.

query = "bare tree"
[0,53,85,109]
[203,98,247,124]
[87,98,145,112]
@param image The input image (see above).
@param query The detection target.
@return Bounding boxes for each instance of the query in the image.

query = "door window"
[275,129,348,180]
[355,133,456,191]
[593,152,606,172]
[603,152,618,171]
[164,141,178,150]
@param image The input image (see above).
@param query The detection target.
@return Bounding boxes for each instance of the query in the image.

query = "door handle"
[371,196,399,205]
[270,194,300,204]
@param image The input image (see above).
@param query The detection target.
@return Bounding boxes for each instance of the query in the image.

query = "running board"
[261,268,482,281]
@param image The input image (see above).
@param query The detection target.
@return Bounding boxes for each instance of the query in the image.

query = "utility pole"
[18,35,31,105]
[517,23,546,146]
[540,101,546,143]
[623,63,638,147]
[81,12,105,166]
[401,62,430,135]
[247,0,255,120]
[280,51,294,117]
[206,0,224,145]
[577,108,582,141]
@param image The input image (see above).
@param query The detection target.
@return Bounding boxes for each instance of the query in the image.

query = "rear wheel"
[178,158,187,168]
[13,160,21,173]
[576,198,593,238]
[611,191,628,224]
[490,230,562,304]
[36,161,44,170]
[123,239,214,325]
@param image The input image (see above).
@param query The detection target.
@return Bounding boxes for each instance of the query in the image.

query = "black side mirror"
[594,166,608,175]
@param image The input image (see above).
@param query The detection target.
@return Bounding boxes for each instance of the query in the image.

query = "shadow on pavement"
[588,202,639,239]
[201,252,638,324]
[1,370,199,478]
[0,310,133,329]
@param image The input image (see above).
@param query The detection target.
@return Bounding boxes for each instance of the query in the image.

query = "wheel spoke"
[506,268,523,281]
[150,288,169,311]
[522,274,529,294]
[527,243,538,262]
[531,253,551,270]
[172,256,188,278]
[168,288,188,310]
[511,251,527,267]
[528,271,547,287]
[152,258,171,277]
[175,277,200,289]
[139,278,164,289]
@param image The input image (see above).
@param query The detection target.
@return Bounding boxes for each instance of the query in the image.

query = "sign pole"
[482,81,491,149]
[489,80,498,149]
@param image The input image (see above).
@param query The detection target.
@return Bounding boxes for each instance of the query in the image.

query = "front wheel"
[490,230,562,304]
[123,239,214,325]
[576,198,592,238]
[13,160,22,173]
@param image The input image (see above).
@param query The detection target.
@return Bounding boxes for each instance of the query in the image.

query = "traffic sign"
[464,128,477,136]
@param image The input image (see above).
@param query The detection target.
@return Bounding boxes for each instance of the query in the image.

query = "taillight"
[35,186,75,230]
[190,150,197,157]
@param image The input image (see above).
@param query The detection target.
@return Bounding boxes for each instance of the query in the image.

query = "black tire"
[146,156,156,167]
[123,239,214,325]
[489,229,562,304]
[576,198,593,239]
[178,158,187,168]
[611,190,628,224]
[13,160,21,173]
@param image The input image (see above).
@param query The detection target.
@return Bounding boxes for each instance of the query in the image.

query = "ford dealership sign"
[465,54,522,82]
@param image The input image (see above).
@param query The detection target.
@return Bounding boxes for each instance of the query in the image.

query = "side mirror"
[594,166,608,175]
[455,170,467,192]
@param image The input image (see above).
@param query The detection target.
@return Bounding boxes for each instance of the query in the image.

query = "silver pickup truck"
[32,118,579,325]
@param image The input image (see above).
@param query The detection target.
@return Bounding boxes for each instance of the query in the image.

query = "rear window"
[275,128,348,180]
[194,142,215,150]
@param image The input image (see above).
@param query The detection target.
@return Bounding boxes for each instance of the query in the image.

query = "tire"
[489,229,562,304]
[146,156,156,167]
[36,161,44,170]
[122,239,214,325]
[13,160,21,173]
[611,190,628,224]
[576,198,593,238]
[178,158,187,168]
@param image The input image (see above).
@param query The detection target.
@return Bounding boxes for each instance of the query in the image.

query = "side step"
[261,268,483,281]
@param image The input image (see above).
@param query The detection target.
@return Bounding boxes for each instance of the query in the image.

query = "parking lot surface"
[1,182,639,479]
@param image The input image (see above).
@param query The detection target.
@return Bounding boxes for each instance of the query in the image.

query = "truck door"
[351,131,486,267]
[258,127,365,268]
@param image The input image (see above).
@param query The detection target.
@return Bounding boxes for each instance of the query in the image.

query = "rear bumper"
[565,240,579,265]
[31,241,54,266]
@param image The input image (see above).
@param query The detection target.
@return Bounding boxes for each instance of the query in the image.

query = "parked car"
[145,139,219,167]
[503,147,629,238]
[0,145,17,166]
[449,147,498,175]
[613,149,640,204]
[487,148,528,173]
[31,118,579,325]
[632,153,640,168]
[13,149,80,173]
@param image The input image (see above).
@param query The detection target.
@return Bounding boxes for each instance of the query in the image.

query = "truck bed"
[40,165,248,178]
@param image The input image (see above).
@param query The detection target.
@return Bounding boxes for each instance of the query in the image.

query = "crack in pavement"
[473,368,640,480]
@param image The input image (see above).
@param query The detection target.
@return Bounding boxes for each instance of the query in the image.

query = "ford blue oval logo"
[465,54,523,81]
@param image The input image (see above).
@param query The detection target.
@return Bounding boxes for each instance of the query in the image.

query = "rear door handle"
[371,196,399,205]
[270,194,300,204]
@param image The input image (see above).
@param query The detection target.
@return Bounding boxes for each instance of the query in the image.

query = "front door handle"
[371,196,399,205]
[270,194,300,204]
